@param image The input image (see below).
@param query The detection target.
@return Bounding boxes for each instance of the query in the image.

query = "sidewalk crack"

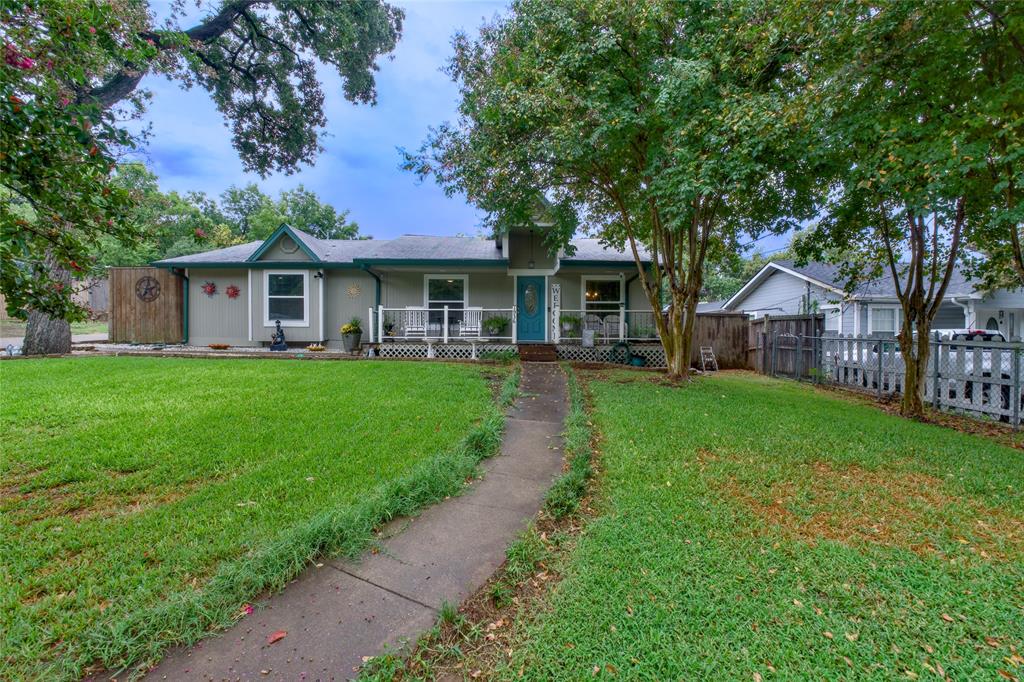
[328,565,439,613]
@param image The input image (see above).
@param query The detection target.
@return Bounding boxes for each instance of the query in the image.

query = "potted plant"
[559,314,581,336]
[483,315,510,337]
[340,317,362,351]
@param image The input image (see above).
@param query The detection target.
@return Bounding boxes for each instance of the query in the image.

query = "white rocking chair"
[402,307,428,338]
[460,307,483,338]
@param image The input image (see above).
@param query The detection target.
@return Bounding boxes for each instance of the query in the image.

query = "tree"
[240,184,360,240]
[787,0,1005,417]
[2,0,153,354]
[962,1,1024,289]
[404,0,813,378]
[5,0,402,353]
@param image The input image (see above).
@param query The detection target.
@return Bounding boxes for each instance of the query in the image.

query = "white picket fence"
[777,334,1023,425]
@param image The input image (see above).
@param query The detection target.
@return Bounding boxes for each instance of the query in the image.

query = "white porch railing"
[369,306,518,343]
[552,307,660,343]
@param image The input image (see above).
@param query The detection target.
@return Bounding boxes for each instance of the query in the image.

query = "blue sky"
[130,1,791,254]
[131,1,506,240]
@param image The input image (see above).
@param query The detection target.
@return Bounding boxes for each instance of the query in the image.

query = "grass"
[0,320,108,337]
[1,356,515,680]
[505,371,1024,680]
[544,364,594,518]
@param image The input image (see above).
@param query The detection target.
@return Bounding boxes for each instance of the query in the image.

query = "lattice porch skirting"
[377,342,518,360]
[556,343,666,368]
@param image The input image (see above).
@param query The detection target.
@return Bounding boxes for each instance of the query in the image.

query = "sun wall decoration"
[201,281,217,297]
[226,285,241,299]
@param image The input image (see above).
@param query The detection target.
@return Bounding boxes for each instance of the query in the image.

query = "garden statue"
[269,320,288,351]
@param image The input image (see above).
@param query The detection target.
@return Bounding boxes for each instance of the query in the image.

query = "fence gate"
[109,267,184,344]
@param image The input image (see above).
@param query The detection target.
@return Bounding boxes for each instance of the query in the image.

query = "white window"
[822,305,841,333]
[424,275,468,323]
[264,271,308,326]
[868,305,899,335]
[581,276,623,313]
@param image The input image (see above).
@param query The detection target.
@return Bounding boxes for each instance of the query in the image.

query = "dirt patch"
[721,460,1024,562]
[4,477,206,526]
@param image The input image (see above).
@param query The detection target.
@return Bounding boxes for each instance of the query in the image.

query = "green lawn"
[0,320,108,337]
[507,372,1024,680]
[1,357,502,679]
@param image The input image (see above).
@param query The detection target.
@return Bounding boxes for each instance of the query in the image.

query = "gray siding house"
[722,260,1024,340]
[153,224,655,349]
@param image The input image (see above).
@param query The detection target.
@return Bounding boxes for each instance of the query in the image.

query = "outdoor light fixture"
[313,271,324,279]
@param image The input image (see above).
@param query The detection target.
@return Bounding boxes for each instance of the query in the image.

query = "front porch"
[367,305,661,345]
[366,305,667,366]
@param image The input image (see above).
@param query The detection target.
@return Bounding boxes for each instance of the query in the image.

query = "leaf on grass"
[753,673,763,682]
[845,632,859,642]
[823,631,834,639]
[940,613,955,623]
[997,671,1018,681]
[793,599,803,608]
[267,630,287,645]
[986,637,1001,648]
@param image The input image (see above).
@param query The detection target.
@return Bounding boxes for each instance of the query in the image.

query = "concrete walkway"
[0,332,107,349]
[145,363,567,682]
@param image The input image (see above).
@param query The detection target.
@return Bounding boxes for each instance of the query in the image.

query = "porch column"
[443,306,449,344]
[377,305,384,343]
[512,306,518,344]
[368,307,375,343]
[619,304,626,340]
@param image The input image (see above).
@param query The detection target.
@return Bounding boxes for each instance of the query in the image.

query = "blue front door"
[516,276,546,342]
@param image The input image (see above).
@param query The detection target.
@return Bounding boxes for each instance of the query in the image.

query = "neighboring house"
[721,260,1024,340]
[153,223,654,348]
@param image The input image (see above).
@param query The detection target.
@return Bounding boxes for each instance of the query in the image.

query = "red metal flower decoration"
[201,281,217,297]
[226,285,241,299]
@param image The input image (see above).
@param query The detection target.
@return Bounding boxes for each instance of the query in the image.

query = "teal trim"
[247,223,322,263]
[558,259,652,267]
[170,268,189,344]
[361,265,382,308]
[352,258,507,267]
[153,262,361,270]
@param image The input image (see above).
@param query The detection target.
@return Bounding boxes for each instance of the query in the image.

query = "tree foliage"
[96,165,361,267]
[3,0,400,350]
[2,0,153,321]
[785,0,1023,416]
[405,0,815,377]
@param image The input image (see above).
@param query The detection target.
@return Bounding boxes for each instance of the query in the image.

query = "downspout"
[361,264,382,307]
[950,297,973,328]
[170,267,189,344]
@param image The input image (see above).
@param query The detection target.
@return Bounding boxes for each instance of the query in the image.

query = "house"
[152,223,657,354]
[721,259,1024,340]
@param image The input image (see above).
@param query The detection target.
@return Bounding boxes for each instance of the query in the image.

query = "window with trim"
[823,306,841,332]
[425,275,467,323]
[265,272,308,326]
[868,306,898,335]
[583,277,622,313]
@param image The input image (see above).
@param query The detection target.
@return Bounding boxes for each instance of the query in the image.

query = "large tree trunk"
[22,310,71,355]
[22,260,73,356]
[896,318,931,418]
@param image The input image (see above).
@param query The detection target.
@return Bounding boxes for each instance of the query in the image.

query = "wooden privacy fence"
[109,267,183,344]
[748,314,825,374]
[691,312,751,369]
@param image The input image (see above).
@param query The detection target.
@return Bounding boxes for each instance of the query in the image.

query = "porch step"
[518,343,558,362]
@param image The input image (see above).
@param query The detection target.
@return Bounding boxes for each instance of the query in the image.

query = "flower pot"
[342,332,362,352]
